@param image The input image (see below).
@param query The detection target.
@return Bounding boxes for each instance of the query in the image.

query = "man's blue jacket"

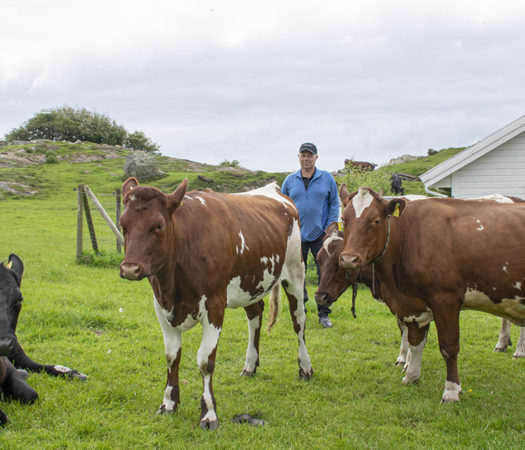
[281,168,340,242]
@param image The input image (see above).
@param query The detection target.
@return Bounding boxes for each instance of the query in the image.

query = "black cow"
[390,173,404,195]
[0,254,87,424]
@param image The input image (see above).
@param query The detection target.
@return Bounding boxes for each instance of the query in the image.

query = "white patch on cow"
[463,289,525,326]
[475,193,515,204]
[403,309,434,328]
[235,182,296,210]
[442,381,462,402]
[514,281,522,290]
[53,365,70,373]
[161,385,176,412]
[322,232,343,257]
[197,297,221,424]
[183,194,194,201]
[226,276,251,308]
[514,327,525,358]
[503,263,509,274]
[402,335,426,384]
[352,188,374,218]
[130,194,136,201]
[195,196,206,206]
[243,315,261,373]
[474,218,484,231]
[237,231,249,255]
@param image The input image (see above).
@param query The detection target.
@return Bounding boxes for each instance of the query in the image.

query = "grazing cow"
[0,254,87,424]
[339,186,525,403]
[314,222,409,366]
[119,178,313,430]
[345,160,377,172]
[390,174,404,196]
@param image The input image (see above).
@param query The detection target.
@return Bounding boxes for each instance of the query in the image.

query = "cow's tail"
[267,284,281,334]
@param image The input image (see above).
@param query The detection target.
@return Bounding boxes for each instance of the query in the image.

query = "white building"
[421,115,525,198]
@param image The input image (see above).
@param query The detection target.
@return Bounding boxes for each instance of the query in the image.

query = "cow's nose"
[340,253,360,269]
[120,263,142,280]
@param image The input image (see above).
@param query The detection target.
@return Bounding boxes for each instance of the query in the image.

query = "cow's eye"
[374,218,381,225]
[153,224,163,233]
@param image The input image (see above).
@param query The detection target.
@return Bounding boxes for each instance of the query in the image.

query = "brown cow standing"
[339,186,525,403]
[119,178,313,429]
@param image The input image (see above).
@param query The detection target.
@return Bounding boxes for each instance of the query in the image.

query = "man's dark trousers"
[301,233,331,318]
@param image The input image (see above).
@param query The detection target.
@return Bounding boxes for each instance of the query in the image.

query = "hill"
[0,139,465,200]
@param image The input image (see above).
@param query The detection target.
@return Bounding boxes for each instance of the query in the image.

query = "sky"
[1,1,525,173]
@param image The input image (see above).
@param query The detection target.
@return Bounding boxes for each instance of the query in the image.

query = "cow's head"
[315,222,359,307]
[0,254,24,356]
[119,177,188,280]
[339,185,406,269]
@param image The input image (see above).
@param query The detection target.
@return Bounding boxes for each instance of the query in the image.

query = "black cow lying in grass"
[0,254,87,425]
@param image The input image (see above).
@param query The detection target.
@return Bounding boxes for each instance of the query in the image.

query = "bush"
[219,159,241,168]
[45,152,59,164]
[5,106,159,152]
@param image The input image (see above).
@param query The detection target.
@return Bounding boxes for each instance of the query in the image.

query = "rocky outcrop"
[124,151,165,180]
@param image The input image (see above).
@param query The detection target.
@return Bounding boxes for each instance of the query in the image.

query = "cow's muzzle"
[0,335,16,357]
[340,253,361,269]
[314,291,335,307]
[120,263,145,280]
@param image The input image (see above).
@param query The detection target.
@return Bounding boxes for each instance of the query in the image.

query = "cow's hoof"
[402,375,419,384]
[493,346,507,353]
[440,396,460,404]
[512,351,525,359]
[70,371,88,381]
[200,419,219,430]
[157,405,176,415]
[395,358,406,366]
[299,368,313,380]
[240,369,256,377]
[16,369,30,379]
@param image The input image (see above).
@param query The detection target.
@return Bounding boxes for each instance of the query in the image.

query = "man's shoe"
[319,316,333,328]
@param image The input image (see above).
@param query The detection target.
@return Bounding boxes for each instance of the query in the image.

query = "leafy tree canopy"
[4,106,159,152]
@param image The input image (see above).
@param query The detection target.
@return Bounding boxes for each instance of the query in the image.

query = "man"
[281,142,340,328]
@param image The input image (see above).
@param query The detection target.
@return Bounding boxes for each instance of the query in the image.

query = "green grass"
[1,142,523,448]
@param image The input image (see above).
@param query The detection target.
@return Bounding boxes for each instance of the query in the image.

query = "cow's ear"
[169,178,188,211]
[387,198,406,217]
[7,253,23,286]
[122,177,139,204]
[340,183,351,207]
[325,221,339,237]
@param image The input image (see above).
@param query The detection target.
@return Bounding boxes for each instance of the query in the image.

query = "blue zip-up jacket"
[281,168,340,242]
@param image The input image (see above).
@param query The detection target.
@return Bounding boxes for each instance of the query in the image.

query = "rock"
[124,151,164,180]
[388,154,419,165]
[197,175,214,183]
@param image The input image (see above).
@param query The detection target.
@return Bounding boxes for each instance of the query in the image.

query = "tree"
[4,106,159,152]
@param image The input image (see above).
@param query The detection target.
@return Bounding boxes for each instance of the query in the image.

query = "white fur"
[463,289,525,326]
[402,335,426,384]
[352,188,374,218]
[442,381,462,402]
[322,232,343,257]
[243,315,261,373]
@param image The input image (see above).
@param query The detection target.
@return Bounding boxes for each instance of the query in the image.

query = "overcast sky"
[1,1,525,172]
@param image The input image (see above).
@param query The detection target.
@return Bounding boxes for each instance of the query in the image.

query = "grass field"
[0,146,524,448]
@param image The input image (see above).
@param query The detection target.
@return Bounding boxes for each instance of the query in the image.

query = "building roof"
[420,114,525,187]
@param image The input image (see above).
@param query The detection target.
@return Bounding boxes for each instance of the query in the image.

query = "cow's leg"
[241,300,264,376]
[494,318,512,352]
[197,305,223,430]
[282,280,313,379]
[431,301,462,403]
[513,327,525,359]
[154,299,188,415]
[0,357,38,404]
[395,320,409,366]
[402,323,429,384]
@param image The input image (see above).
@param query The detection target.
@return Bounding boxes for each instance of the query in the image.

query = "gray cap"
[299,142,317,155]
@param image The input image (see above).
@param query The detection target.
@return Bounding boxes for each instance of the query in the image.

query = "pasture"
[0,160,524,448]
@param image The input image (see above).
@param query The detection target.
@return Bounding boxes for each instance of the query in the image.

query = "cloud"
[1,0,525,172]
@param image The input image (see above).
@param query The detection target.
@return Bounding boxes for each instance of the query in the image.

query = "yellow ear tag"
[393,203,400,217]
[6,261,12,270]
[180,201,183,207]
[337,222,341,231]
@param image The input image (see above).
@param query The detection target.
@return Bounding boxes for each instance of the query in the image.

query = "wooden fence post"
[77,185,84,260]
[80,184,99,254]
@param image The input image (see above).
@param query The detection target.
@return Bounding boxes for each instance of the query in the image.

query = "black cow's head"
[0,254,24,356]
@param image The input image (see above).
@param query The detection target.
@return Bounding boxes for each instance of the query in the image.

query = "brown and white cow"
[119,178,313,429]
[339,186,525,403]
